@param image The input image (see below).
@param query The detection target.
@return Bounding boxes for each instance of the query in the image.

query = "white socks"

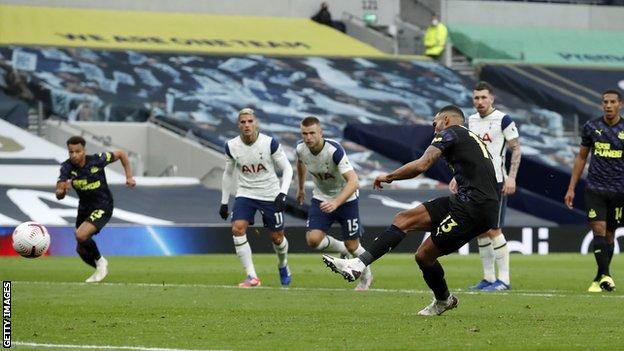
[477,236,496,282]
[492,234,510,285]
[315,235,348,256]
[233,235,257,278]
[273,237,289,268]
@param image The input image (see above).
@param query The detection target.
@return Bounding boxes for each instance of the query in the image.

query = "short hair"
[473,81,494,94]
[301,116,321,127]
[66,136,86,147]
[602,89,621,101]
[438,105,465,122]
[238,108,255,117]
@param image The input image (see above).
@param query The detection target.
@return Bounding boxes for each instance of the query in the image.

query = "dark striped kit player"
[56,136,136,283]
[323,105,499,315]
[565,89,624,293]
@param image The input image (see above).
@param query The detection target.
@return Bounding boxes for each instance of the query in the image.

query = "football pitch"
[1,253,622,350]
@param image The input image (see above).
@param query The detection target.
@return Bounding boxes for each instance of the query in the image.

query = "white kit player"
[296,116,373,290]
[451,81,522,291]
[220,108,294,288]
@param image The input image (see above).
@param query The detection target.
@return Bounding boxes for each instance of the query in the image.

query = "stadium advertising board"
[1,226,621,256]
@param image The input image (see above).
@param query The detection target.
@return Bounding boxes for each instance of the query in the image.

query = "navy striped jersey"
[58,152,115,208]
[581,117,624,193]
[431,125,499,204]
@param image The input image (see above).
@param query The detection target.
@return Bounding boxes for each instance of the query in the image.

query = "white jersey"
[468,109,520,182]
[296,139,357,203]
[224,133,290,201]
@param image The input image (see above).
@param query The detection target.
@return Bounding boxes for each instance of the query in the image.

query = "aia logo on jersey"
[312,172,336,181]
[481,133,492,143]
[241,163,267,173]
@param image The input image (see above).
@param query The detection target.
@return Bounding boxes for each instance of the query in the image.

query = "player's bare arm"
[448,177,458,194]
[296,159,307,205]
[374,145,442,190]
[55,180,70,200]
[113,150,136,188]
[503,137,521,195]
[320,170,359,213]
[565,145,590,209]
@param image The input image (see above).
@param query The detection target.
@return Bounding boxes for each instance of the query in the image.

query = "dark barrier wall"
[2,225,621,255]
[344,123,586,224]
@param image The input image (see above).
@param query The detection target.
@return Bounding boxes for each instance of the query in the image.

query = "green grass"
[0,254,622,350]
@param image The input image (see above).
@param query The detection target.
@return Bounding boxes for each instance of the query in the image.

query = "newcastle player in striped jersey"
[56,136,136,283]
[323,105,499,315]
[565,89,624,292]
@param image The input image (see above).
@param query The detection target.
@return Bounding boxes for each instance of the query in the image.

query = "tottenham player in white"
[220,108,294,288]
[451,81,521,291]
[296,116,373,290]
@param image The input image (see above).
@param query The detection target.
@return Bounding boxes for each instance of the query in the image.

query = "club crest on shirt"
[588,209,597,219]
[618,131,624,140]
[90,166,99,173]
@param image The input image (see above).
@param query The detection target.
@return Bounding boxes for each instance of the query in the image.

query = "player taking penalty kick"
[220,108,294,288]
[296,116,372,290]
[322,105,499,315]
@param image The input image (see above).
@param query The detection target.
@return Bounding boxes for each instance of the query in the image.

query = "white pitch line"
[12,341,228,351]
[12,280,624,299]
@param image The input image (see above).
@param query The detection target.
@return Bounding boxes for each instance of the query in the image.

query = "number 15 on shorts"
[347,218,359,236]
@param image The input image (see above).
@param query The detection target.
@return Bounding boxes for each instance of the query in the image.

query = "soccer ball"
[12,221,51,258]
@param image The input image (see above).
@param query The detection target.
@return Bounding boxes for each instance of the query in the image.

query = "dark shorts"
[493,182,507,229]
[584,188,624,230]
[76,206,113,234]
[423,196,498,255]
[231,196,284,232]
[307,198,363,241]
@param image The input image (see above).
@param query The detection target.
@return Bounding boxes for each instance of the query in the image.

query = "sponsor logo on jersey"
[241,163,267,173]
[312,172,336,181]
[594,142,623,158]
[72,179,101,190]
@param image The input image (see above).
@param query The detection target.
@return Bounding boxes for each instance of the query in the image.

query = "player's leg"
[262,200,291,286]
[472,232,495,289]
[76,208,111,283]
[599,193,622,291]
[585,189,610,292]
[481,228,511,291]
[322,197,444,282]
[231,198,260,287]
[415,236,457,316]
[306,199,348,255]
[337,199,372,290]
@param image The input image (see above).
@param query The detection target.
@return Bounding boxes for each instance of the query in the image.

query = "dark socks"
[417,259,450,301]
[607,242,615,266]
[593,236,609,281]
[76,238,102,268]
[358,225,406,266]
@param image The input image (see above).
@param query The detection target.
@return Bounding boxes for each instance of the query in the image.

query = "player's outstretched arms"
[113,150,136,188]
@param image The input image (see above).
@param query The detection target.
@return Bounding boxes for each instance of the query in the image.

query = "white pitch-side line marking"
[12,280,624,299]
[11,341,228,351]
